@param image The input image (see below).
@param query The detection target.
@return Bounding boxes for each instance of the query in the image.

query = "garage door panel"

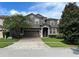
[24,28,40,37]
[24,31,39,37]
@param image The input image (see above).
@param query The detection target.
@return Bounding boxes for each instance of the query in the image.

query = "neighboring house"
[0,13,59,38]
[0,16,4,38]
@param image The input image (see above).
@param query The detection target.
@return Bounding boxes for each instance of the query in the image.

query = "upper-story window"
[35,21,39,24]
[52,21,54,25]
[35,19,39,24]
[30,15,34,19]
[55,21,57,25]
[51,21,57,25]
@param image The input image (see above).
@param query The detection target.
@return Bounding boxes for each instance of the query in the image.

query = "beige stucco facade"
[0,13,59,38]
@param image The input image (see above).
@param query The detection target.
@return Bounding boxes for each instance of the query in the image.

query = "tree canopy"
[3,15,31,30]
[3,14,31,38]
[59,2,79,44]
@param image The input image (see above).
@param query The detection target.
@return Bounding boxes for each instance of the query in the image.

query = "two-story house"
[23,13,59,37]
[0,13,59,38]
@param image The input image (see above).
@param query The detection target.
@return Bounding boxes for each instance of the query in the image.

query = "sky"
[0,2,79,19]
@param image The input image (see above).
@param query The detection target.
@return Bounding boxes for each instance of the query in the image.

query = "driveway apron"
[5,38,49,49]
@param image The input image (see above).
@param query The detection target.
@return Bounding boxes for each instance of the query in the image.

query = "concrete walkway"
[5,38,49,49]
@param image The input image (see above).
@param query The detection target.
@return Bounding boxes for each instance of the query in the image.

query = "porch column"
[40,28,43,37]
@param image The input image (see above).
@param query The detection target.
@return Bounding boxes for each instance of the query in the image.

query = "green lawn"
[0,38,18,48]
[42,37,70,47]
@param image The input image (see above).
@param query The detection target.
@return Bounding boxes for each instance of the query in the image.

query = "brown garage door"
[24,28,40,37]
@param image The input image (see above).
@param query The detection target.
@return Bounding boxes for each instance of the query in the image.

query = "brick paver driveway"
[5,38,49,49]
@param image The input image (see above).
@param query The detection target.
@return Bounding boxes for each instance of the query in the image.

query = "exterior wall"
[51,28,58,35]
[39,18,58,37]
[0,19,3,26]
[0,19,3,38]
[35,18,39,24]
[49,20,58,26]
[29,14,41,28]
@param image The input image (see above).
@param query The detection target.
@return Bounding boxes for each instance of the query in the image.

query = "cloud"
[1,2,79,19]
[0,7,9,15]
[9,9,27,16]
[10,9,20,15]
[0,2,68,19]
[29,3,55,11]
[29,2,67,19]
[9,9,39,16]
[0,8,38,16]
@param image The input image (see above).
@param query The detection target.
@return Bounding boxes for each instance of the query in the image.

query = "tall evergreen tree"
[59,2,79,44]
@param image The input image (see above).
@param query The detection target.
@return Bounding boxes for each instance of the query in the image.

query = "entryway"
[40,25,50,37]
[43,27,48,37]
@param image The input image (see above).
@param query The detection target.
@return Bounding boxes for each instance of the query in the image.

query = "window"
[52,21,57,25]
[55,22,57,25]
[52,22,54,25]
[50,29,52,34]
[53,28,55,34]
[35,19,39,24]
[36,21,39,24]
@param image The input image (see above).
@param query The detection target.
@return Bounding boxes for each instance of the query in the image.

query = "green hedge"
[49,35,57,38]
[49,34,64,39]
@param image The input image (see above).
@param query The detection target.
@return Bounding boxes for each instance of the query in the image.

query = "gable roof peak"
[28,13,35,15]
[36,14,44,17]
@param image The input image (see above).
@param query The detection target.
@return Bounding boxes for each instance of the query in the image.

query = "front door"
[43,27,48,37]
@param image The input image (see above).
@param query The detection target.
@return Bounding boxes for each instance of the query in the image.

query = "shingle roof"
[46,18,58,21]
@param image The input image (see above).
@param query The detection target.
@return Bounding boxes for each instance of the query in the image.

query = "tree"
[3,14,31,38]
[59,2,79,44]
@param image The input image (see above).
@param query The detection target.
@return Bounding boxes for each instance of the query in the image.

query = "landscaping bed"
[42,37,71,47]
[0,38,18,48]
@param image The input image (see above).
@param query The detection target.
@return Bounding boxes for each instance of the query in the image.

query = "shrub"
[56,34,64,39]
[49,34,64,39]
[7,37,12,40]
[49,34,57,38]
[63,34,79,45]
